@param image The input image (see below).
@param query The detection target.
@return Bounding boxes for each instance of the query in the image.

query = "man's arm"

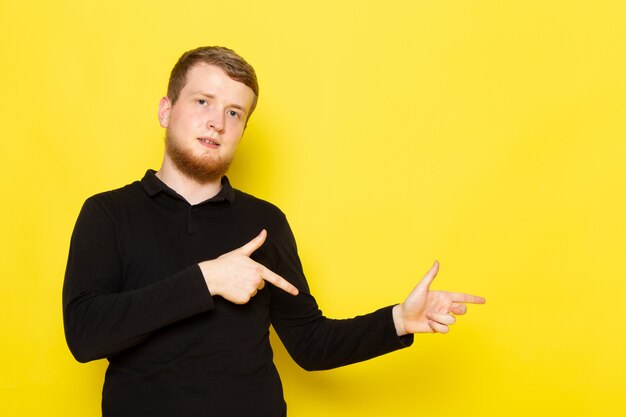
[62,197,214,362]
[266,216,485,371]
[63,199,298,363]
[266,216,413,371]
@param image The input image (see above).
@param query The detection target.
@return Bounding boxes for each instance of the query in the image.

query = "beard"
[164,130,234,183]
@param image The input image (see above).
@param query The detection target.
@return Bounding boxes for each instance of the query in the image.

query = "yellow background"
[1,1,625,415]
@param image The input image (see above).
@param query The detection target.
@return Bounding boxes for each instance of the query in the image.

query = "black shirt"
[63,170,413,417]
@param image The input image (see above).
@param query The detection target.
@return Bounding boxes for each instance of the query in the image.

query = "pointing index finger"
[260,267,299,296]
[450,292,486,304]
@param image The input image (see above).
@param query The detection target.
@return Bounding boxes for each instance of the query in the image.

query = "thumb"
[234,229,267,257]
[416,260,439,291]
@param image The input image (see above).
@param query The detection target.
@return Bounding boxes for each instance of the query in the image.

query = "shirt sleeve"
[268,214,413,371]
[62,196,214,363]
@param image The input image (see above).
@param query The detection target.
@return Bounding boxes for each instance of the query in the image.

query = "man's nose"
[206,110,225,133]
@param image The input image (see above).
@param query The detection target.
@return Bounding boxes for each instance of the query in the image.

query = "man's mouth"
[198,137,220,147]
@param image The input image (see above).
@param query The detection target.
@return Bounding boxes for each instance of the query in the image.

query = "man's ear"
[158,97,171,128]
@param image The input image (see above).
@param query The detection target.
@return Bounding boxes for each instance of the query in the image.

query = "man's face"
[158,63,256,182]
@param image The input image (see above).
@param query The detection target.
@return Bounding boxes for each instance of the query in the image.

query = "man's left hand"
[392,261,486,335]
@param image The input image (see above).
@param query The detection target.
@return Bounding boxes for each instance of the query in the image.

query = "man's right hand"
[198,229,299,304]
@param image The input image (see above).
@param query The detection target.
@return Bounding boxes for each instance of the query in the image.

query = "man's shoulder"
[233,188,286,220]
[232,188,285,217]
[80,179,146,220]
[86,179,144,205]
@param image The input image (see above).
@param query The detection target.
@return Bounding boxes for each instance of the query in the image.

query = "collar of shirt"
[140,169,236,205]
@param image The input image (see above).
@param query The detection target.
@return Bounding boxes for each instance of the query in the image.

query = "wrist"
[198,260,219,296]
[392,304,408,336]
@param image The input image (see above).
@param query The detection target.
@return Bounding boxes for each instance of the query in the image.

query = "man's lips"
[197,137,220,148]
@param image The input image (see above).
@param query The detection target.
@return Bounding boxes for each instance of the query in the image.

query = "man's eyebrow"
[192,91,248,113]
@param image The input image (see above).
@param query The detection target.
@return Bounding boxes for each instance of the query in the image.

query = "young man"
[63,46,485,417]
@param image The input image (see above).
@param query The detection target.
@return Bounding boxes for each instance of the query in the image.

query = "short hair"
[167,46,259,119]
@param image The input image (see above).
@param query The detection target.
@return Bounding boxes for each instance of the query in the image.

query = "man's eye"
[198,99,207,105]
[228,110,240,118]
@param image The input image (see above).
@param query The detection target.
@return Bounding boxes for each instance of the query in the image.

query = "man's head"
[167,46,259,120]
[158,47,259,183]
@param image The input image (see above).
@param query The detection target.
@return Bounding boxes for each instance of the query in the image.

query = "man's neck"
[156,160,223,205]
